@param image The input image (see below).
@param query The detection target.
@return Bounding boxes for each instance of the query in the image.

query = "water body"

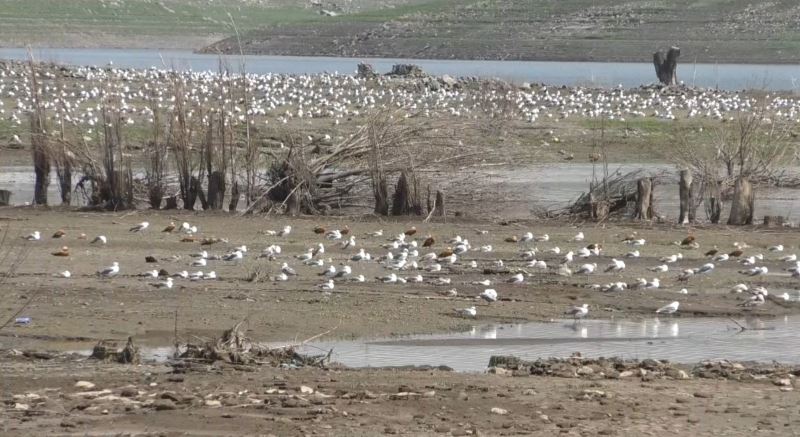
[1,48,799,91]
[293,316,799,372]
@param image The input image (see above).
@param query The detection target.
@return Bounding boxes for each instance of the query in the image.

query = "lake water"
[1,48,799,91]
[294,316,799,372]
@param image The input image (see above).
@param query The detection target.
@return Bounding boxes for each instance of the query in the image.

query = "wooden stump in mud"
[763,215,784,228]
[728,177,754,225]
[373,176,389,215]
[391,170,423,216]
[33,147,50,206]
[653,46,680,86]
[434,190,446,217]
[678,170,694,224]
[634,178,654,220]
[164,195,178,210]
[229,180,240,212]
[588,192,609,221]
[0,189,11,206]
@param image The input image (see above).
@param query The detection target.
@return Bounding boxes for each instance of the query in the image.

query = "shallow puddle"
[294,316,800,372]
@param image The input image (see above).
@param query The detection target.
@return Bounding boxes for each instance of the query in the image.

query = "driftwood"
[653,46,680,86]
[678,169,694,224]
[91,337,140,364]
[728,177,754,225]
[554,169,658,218]
[634,177,654,220]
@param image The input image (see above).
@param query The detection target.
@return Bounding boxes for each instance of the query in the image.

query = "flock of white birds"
[20,220,800,323]
[2,62,800,137]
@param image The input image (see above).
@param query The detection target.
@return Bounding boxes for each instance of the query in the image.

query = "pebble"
[490,407,508,415]
[153,399,176,410]
[773,378,792,387]
[205,400,222,407]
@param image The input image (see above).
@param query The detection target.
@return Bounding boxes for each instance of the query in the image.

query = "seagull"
[191,250,209,259]
[172,270,189,279]
[471,279,492,286]
[205,271,217,280]
[138,269,159,278]
[295,249,314,261]
[693,263,715,274]
[129,221,149,233]
[150,277,174,289]
[739,266,768,276]
[23,231,41,241]
[768,244,784,252]
[730,283,749,293]
[713,253,730,262]
[781,254,797,262]
[162,222,176,233]
[317,279,335,291]
[604,258,625,273]
[274,273,289,282]
[655,301,680,315]
[660,254,683,263]
[222,250,244,262]
[191,258,207,267]
[334,265,352,278]
[189,271,204,281]
[648,264,669,273]
[350,248,368,261]
[506,273,524,284]
[456,306,477,318]
[479,289,498,303]
[56,270,71,278]
[624,250,640,258]
[319,265,337,278]
[278,225,292,237]
[304,258,324,267]
[575,263,597,275]
[367,229,384,237]
[527,259,547,269]
[645,278,661,289]
[91,235,107,245]
[97,261,120,278]
[738,293,765,308]
[572,232,585,242]
[377,273,398,283]
[281,263,298,276]
[342,236,356,249]
[561,251,574,264]
[564,303,589,320]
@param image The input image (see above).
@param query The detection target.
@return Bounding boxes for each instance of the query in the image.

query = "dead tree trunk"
[434,190,446,217]
[229,179,240,212]
[678,170,693,224]
[653,46,680,86]
[634,178,653,220]
[728,177,754,225]
[32,139,50,206]
[391,170,423,216]
[207,170,226,210]
[0,189,11,206]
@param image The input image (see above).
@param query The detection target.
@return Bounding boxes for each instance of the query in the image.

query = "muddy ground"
[1,208,800,435]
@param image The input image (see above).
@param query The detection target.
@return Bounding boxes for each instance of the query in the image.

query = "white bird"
[317,279,335,291]
[91,235,107,245]
[138,269,159,278]
[575,263,597,275]
[740,256,757,266]
[750,286,769,296]
[172,270,189,279]
[564,303,589,320]
[350,248,369,262]
[189,271,204,281]
[738,293,765,307]
[205,271,217,280]
[739,266,768,276]
[693,263,715,274]
[678,288,689,295]
[506,273,524,284]
[479,289,498,303]
[191,250,208,259]
[457,306,477,318]
[304,258,324,267]
[222,250,244,262]
[351,274,366,282]
[129,221,149,233]
[624,250,640,258]
[527,259,547,269]
[278,225,292,237]
[378,273,398,283]
[57,270,71,278]
[191,258,207,267]
[97,261,120,278]
[561,251,574,264]
[768,244,784,252]
[656,301,680,314]
[730,283,749,293]
[274,273,289,282]
[367,229,384,237]
[342,236,356,249]
[408,274,424,283]
[471,279,491,286]
[713,253,730,262]
[626,238,646,246]
[604,258,625,273]
[281,263,298,276]
[781,254,797,262]
[326,229,342,240]
[572,232,585,242]
[295,249,314,261]
[648,264,669,273]
[235,245,247,253]
[645,278,660,289]
[660,254,683,263]
[23,231,41,241]
[520,232,534,243]
[320,265,337,278]
[150,277,173,289]
[535,234,549,242]
[334,265,352,278]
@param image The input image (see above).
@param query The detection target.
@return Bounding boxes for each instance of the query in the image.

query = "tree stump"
[728,177,754,225]
[653,46,680,86]
[678,170,693,224]
[356,62,377,78]
[0,189,11,206]
[434,190,446,217]
[207,170,226,210]
[229,180,240,212]
[164,195,178,210]
[634,178,653,220]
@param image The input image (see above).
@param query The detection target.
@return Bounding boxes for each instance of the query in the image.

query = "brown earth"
[1,208,799,435]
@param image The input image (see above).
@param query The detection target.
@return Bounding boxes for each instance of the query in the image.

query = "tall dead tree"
[391,170,423,216]
[29,61,50,206]
[634,177,654,220]
[728,177,754,225]
[678,170,694,224]
[653,46,680,86]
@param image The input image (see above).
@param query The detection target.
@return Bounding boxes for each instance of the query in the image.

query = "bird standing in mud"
[97,261,120,278]
[457,306,477,318]
[129,221,150,233]
[564,303,589,321]
[655,301,680,315]
[479,289,498,304]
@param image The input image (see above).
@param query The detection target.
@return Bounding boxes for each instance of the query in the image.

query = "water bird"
[52,229,66,238]
[191,258,207,267]
[278,225,292,237]
[317,279,335,291]
[281,263,298,276]
[23,231,41,241]
[51,246,69,256]
[162,222,176,233]
[457,306,477,318]
[57,270,71,278]
[506,273,524,284]
[604,259,625,273]
[129,221,149,233]
[564,303,589,320]
[655,301,680,315]
[97,261,120,278]
[575,263,597,275]
[479,289,498,303]
[768,244,784,252]
[150,277,173,289]
[739,266,768,276]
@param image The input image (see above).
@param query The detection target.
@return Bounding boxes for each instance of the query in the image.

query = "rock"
[423,390,436,398]
[774,378,792,387]
[577,366,594,375]
[120,387,139,398]
[160,392,181,402]
[641,359,660,370]
[666,368,689,380]
[451,429,468,436]
[74,381,96,390]
[488,367,511,376]
[693,392,713,399]
[522,389,536,396]
[440,75,457,87]
[300,385,315,394]
[780,387,794,392]
[490,407,508,415]
[205,400,222,407]
[14,403,30,410]
[618,370,634,378]
[434,424,451,433]
[153,399,176,410]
